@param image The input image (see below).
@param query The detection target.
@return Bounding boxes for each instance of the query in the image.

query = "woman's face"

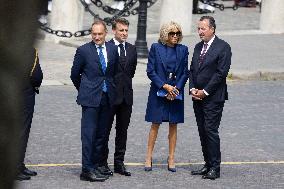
[168,29,181,46]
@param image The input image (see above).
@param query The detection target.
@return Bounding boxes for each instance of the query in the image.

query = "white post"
[160,0,192,35]
[50,0,84,40]
[260,0,284,34]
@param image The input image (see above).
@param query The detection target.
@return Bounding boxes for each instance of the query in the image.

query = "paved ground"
[15,81,284,189]
[15,2,284,188]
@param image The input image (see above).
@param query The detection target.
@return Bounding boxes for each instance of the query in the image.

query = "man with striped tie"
[189,16,232,180]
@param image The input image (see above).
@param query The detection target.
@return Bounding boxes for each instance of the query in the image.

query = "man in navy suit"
[189,16,232,180]
[71,19,119,182]
[100,18,137,177]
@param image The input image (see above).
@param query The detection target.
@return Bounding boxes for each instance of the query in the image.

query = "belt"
[168,72,176,80]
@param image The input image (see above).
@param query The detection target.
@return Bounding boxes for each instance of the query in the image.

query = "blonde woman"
[144,21,189,172]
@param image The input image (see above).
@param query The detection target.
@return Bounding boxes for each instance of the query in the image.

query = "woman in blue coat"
[144,21,189,172]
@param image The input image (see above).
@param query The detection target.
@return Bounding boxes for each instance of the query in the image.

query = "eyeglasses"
[169,31,181,37]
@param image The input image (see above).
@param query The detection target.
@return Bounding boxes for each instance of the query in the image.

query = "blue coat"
[70,41,119,107]
[145,43,189,123]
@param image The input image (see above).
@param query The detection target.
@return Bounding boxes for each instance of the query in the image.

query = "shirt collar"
[204,35,215,47]
[113,38,125,47]
[94,42,106,49]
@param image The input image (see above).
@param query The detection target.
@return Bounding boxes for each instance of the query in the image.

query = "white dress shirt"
[95,43,108,67]
[191,35,216,96]
[113,38,126,56]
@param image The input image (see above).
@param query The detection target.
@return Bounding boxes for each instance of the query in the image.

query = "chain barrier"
[38,0,158,37]
[39,24,73,38]
[89,0,157,16]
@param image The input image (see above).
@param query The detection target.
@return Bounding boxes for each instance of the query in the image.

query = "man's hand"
[191,89,206,100]
[195,90,206,99]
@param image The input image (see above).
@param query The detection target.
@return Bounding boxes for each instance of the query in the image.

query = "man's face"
[197,19,214,43]
[112,22,128,43]
[91,23,107,45]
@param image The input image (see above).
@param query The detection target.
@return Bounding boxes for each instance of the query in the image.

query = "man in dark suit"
[100,18,137,177]
[16,48,43,181]
[189,16,232,180]
[71,19,119,182]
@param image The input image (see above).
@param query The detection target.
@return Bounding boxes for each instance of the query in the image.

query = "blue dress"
[145,43,189,124]
[161,46,177,122]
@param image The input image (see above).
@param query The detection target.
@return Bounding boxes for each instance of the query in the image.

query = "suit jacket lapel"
[157,43,167,71]
[90,42,103,73]
[105,42,112,73]
[124,43,131,70]
[175,45,181,73]
[199,37,218,71]
[194,42,203,71]
[109,39,127,70]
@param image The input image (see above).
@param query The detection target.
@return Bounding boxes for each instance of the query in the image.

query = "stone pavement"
[16,81,284,189]
[17,4,284,189]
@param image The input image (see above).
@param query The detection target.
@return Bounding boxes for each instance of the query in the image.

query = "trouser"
[81,92,112,172]
[193,100,224,169]
[101,100,132,166]
[18,88,35,171]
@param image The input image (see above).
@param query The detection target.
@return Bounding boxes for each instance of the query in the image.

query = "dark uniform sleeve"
[30,48,43,94]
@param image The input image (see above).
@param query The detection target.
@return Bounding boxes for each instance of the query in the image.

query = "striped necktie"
[199,43,208,66]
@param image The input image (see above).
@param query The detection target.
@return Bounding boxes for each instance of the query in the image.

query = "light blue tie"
[98,46,107,92]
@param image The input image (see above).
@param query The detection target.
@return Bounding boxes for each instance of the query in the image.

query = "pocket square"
[157,89,182,100]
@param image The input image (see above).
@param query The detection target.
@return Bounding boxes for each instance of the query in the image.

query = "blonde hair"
[159,21,183,45]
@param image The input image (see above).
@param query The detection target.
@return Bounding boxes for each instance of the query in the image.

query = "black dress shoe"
[202,168,220,180]
[80,170,108,182]
[191,166,209,175]
[22,168,37,176]
[114,164,131,176]
[97,165,113,176]
[16,173,31,181]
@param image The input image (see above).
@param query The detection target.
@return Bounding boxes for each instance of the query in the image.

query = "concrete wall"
[51,0,84,33]
[260,0,284,33]
[160,0,193,35]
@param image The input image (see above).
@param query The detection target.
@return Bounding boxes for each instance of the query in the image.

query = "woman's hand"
[163,84,175,96]
[163,84,179,100]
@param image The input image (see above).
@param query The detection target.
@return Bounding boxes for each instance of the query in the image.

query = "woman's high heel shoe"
[144,159,153,171]
[167,157,176,172]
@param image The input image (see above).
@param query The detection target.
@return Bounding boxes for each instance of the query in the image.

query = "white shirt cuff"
[203,89,209,96]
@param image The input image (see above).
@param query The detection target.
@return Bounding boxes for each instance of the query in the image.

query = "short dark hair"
[92,19,107,31]
[112,18,129,30]
[200,16,216,33]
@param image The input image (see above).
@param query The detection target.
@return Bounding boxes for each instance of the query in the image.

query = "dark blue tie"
[98,46,107,92]
[118,43,126,67]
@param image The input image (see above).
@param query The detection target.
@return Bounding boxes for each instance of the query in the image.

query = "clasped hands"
[163,84,179,101]
[190,88,206,100]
